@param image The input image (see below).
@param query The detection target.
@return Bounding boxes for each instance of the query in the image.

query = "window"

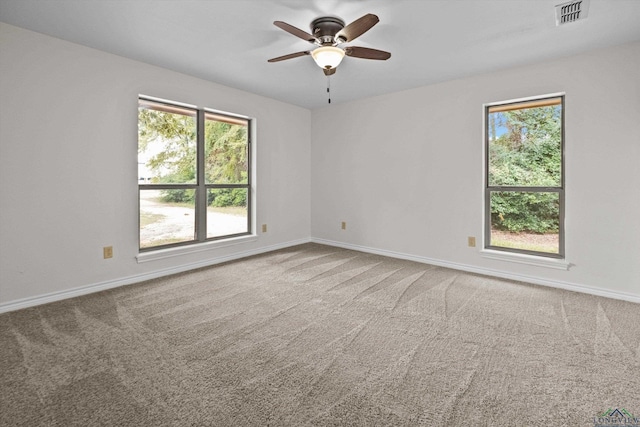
[485,95,564,258]
[138,97,251,251]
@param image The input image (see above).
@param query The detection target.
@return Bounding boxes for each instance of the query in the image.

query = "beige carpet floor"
[1,243,639,426]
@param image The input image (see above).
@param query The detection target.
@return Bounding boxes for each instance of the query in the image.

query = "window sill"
[480,249,570,270]
[136,234,258,263]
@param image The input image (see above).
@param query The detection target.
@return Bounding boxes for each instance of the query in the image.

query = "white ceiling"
[2,0,639,109]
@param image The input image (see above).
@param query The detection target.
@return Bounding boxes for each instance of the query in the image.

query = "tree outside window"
[138,98,251,250]
[485,96,564,257]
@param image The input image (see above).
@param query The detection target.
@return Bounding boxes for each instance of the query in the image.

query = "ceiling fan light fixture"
[311,46,345,69]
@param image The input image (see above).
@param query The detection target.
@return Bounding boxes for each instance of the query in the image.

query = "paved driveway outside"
[140,191,247,247]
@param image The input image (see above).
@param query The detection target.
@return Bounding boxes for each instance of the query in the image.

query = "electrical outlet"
[341,221,346,230]
[103,246,113,259]
[467,237,476,247]
[262,224,267,233]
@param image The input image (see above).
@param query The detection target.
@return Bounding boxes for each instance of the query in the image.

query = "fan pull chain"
[327,75,331,104]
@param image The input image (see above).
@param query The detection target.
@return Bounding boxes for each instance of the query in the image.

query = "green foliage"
[138,107,248,207]
[491,192,559,233]
[209,188,247,207]
[159,171,197,204]
[488,104,562,233]
[138,108,197,186]
[204,120,248,185]
[160,188,193,203]
[156,188,247,206]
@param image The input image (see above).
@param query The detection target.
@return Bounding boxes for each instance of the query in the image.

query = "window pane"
[204,113,248,184]
[489,191,559,254]
[140,189,196,248]
[138,102,197,185]
[206,188,248,238]
[488,101,562,187]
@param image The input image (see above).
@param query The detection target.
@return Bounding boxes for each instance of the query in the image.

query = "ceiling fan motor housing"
[311,16,346,45]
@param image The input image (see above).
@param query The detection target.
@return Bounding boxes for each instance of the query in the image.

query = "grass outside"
[140,211,191,248]
[491,230,559,254]
[140,237,193,248]
[208,206,247,216]
[144,201,556,254]
[140,212,165,227]
[139,197,247,249]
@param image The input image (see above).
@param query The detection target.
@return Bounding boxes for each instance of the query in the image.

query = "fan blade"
[273,21,316,43]
[344,46,391,60]
[268,51,311,62]
[337,14,379,42]
[323,68,336,76]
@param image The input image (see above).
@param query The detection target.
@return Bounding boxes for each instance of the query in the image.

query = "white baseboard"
[3,236,637,314]
[0,238,311,314]
[311,238,640,304]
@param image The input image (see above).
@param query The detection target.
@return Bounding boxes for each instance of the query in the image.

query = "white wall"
[2,22,638,309]
[0,23,311,307]
[311,41,640,300]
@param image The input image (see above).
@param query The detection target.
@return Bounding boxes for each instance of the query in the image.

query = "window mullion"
[487,186,562,192]
[484,95,564,258]
[139,96,251,251]
[206,184,250,189]
[196,110,206,242]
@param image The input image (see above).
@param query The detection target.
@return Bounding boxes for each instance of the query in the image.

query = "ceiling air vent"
[555,0,590,25]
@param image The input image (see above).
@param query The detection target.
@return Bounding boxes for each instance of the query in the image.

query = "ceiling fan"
[268,13,391,76]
